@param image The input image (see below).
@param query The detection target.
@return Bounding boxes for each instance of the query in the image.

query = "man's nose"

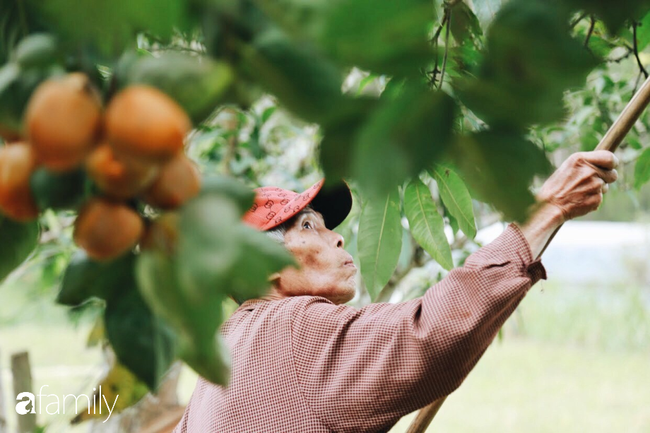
[331,231,344,249]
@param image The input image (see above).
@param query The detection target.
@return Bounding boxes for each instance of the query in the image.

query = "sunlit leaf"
[472,0,503,31]
[357,188,402,300]
[403,178,453,270]
[431,164,476,239]
[634,147,650,189]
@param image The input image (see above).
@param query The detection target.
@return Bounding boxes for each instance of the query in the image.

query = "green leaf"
[13,33,60,70]
[0,216,39,282]
[136,176,295,385]
[137,250,231,386]
[35,0,191,56]
[453,130,552,222]
[634,147,650,189]
[403,178,453,270]
[353,82,457,197]
[319,98,377,182]
[30,167,87,212]
[450,2,483,49]
[431,164,476,239]
[357,188,402,300]
[57,251,135,306]
[105,285,176,391]
[176,193,295,303]
[242,29,346,123]
[0,63,64,135]
[127,53,235,124]
[321,0,433,77]
[458,0,596,129]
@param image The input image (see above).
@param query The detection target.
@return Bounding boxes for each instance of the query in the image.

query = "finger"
[593,167,618,184]
[602,183,609,194]
[581,150,619,169]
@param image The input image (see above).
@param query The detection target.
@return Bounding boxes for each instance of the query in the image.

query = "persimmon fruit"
[105,86,191,163]
[144,154,201,209]
[0,143,39,221]
[86,143,158,199]
[74,198,144,261]
[25,73,102,172]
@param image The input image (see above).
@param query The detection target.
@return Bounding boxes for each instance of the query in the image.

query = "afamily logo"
[15,385,118,423]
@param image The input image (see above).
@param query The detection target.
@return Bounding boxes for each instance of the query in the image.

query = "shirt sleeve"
[289,223,546,432]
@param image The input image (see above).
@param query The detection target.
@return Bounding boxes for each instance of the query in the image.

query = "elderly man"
[174,150,618,432]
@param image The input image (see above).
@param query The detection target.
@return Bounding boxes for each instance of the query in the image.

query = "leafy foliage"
[136,177,294,385]
[2,0,650,418]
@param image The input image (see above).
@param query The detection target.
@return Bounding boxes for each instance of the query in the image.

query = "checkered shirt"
[173,223,546,432]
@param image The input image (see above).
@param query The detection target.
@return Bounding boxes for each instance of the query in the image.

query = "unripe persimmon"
[144,154,201,209]
[105,86,191,163]
[0,143,39,221]
[25,73,102,172]
[73,198,144,261]
[86,143,158,199]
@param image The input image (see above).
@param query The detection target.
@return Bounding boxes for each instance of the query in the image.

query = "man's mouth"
[343,260,356,268]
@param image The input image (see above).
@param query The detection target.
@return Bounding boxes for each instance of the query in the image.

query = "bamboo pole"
[406,74,650,433]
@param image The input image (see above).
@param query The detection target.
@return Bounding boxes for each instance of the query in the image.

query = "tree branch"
[438,7,452,90]
[584,15,595,48]
[633,21,649,79]
[570,12,588,29]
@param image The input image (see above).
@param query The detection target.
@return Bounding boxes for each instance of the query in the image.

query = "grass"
[389,339,650,433]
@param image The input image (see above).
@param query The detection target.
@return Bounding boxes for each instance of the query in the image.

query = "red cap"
[242,179,352,231]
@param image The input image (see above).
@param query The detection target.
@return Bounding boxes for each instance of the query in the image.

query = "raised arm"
[518,150,618,259]
[289,150,618,432]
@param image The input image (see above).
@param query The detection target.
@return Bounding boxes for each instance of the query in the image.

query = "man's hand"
[536,150,619,223]
[517,150,619,260]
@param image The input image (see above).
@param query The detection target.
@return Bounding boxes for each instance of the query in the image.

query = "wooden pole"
[406,74,650,432]
[11,352,36,433]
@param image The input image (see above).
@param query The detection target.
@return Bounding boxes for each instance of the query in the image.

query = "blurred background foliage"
[1,0,650,430]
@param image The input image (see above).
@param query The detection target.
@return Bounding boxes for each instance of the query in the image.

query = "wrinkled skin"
[263,209,357,305]
[537,150,618,222]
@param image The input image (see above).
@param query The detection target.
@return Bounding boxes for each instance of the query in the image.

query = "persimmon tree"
[1,0,650,420]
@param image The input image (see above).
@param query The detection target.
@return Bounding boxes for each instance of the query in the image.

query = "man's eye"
[303,221,312,229]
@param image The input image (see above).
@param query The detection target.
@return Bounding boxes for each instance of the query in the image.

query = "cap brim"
[309,180,352,230]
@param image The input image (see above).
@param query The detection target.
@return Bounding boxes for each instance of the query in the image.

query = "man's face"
[275,209,357,304]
